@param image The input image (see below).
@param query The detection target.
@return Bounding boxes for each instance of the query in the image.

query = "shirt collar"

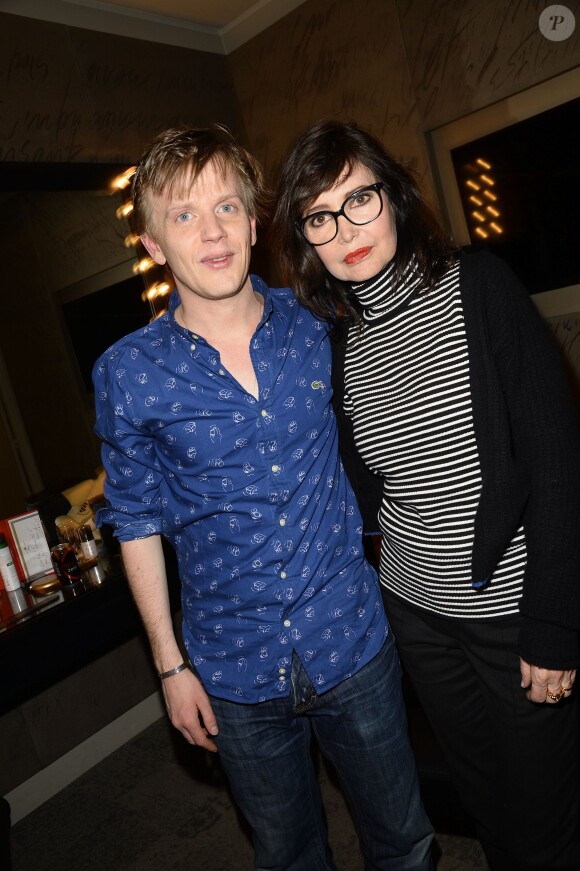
[166,274,273,334]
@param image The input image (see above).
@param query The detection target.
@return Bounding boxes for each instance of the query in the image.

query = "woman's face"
[302,163,397,283]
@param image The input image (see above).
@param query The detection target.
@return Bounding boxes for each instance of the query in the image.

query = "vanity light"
[111,167,137,191]
[116,200,134,219]
[132,256,155,274]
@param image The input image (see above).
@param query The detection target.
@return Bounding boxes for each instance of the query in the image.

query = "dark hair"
[132,124,268,236]
[271,119,457,321]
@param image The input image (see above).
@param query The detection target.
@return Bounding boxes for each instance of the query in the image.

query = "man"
[93,125,433,871]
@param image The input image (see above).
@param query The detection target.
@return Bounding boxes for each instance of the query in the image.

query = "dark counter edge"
[0,541,181,713]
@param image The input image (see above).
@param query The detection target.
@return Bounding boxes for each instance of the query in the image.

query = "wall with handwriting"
[0,13,243,165]
[0,12,244,500]
[230,0,428,192]
[230,0,580,198]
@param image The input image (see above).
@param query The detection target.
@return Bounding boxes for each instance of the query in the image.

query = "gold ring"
[561,685,573,693]
[546,687,566,702]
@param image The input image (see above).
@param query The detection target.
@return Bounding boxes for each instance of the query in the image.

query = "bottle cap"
[29,574,61,596]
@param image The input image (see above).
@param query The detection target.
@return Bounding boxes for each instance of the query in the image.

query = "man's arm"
[121,536,219,751]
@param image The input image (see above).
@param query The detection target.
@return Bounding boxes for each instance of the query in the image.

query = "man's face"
[141,159,257,305]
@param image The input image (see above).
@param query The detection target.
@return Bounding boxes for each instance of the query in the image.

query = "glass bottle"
[0,534,21,592]
[78,525,98,560]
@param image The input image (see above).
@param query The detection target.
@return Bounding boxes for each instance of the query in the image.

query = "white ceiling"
[91,0,268,29]
[1,0,308,54]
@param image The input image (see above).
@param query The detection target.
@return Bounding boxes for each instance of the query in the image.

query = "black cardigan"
[332,251,580,669]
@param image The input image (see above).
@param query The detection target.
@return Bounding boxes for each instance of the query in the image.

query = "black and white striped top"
[344,259,526,619]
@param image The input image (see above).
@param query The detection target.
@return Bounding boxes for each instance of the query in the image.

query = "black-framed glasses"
[296,182,384,246]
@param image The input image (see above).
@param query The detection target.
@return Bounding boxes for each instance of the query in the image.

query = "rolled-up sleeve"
[93,348,164,542]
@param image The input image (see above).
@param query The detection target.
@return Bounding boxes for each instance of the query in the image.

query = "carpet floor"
[9,715,488,870]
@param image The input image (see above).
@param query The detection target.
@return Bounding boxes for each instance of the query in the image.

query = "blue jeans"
[210,632,434,870]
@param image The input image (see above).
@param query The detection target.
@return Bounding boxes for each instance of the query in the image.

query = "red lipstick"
[344,247,371,265]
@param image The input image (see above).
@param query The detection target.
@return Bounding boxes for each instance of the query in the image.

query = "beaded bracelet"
[158,662,189,680]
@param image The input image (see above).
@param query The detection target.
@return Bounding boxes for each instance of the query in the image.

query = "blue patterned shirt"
[93,276,387,703]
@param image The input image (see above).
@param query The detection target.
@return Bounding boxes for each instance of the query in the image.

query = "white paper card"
[8,511,53,580]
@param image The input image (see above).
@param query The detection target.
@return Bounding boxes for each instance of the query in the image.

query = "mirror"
[0,162,150,518]
[0,160,275,520]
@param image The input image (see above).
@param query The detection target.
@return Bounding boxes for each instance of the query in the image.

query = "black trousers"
[383,591,580,871]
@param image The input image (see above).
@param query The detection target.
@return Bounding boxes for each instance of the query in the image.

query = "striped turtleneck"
[351,258,423,324]
[344,259,526,619]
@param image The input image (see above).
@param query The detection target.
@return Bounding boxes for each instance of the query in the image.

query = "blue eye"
[176,212,191,223]
[219,203,236,215]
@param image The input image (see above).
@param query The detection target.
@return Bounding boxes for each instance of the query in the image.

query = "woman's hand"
[520,658,576,704]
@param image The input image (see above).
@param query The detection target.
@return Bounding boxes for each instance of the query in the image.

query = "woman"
[271,119,580,871]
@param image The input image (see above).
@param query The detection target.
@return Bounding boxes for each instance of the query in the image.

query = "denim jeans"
[210,632,434,871]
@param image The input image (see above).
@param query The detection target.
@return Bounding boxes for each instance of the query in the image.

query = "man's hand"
[161,668,219,751]
[520,658,576,704]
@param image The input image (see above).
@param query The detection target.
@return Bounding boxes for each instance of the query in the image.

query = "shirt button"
[280,571,287,579]
[279,675,286,681]
[261,409,268,417]
[218,368,225,375]
[279,668,286,674]
[279,518,286,527]
[271,464,280,472]
[192,333,199,340]
[190,343,196,351]
[283,619,291,627]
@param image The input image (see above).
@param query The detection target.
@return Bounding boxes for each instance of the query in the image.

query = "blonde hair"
[132,124,267,236]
